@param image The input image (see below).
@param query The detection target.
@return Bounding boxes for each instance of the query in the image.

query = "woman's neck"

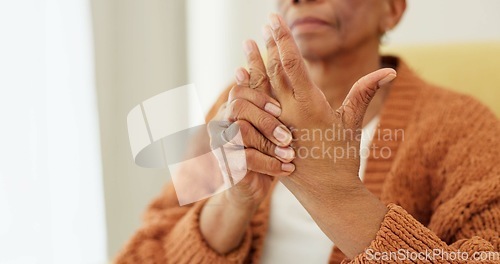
[305,46,389,126]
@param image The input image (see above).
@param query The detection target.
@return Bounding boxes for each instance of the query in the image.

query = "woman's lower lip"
[291,22,331,34]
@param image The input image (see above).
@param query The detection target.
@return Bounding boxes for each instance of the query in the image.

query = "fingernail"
[282,163,295,172]
[264,102,281,117]
[262,26,272,42]
[378,73,397,87]
[235,68,246,84]
[275,146,295,160]
[243,40,253,56]
[273,125,292,145]
[270,14,281,30]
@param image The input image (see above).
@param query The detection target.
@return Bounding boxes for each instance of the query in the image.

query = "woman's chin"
[297,41,340,61]
[293,33,339,59]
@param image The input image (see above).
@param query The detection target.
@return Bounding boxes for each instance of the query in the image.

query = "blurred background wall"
[91,0,188,259]
[1,1,107,263]
[90,0,500,260]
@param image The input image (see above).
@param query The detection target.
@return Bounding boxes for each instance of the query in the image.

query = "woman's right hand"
[208,70,296,210]
[200,40,295,254]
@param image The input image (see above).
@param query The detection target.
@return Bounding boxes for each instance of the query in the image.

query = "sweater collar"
[363,56,424,198]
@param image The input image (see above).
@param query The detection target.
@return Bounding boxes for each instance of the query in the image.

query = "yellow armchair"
[382,42,500,117]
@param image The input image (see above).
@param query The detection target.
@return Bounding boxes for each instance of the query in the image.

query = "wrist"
[282,170,364,202]
[222,190,260,215]
[200,192,255,254]
[282,173,387,258]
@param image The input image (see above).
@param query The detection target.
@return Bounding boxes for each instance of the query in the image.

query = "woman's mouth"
[290,17,332,33]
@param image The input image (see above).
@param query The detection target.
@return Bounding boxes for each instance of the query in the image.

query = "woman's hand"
[257,14,396,258]
[262,15,396,194]
[200,39,296,254]
[207,79,294,210]
[208,39,297,210]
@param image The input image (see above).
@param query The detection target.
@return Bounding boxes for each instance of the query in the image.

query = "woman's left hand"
[257,14,397,258]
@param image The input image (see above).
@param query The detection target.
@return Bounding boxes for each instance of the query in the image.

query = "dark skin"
[200,0,407,258]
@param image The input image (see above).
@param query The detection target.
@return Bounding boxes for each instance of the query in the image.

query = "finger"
[224,120,295,163]
[262,25,293,102]
[228,68,250,107]
[243,39,271,94]
[338,68,397,129]
[245,148,295,176]
[268,13,313,98]
[234,67,250,87]
[224,98,293,146]
[228,84,282,117]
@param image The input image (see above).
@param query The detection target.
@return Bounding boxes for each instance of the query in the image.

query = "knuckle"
[264,158,281,173]
[228,85,243,100]
[266,57,284,78]
[233,120,251,144]
[353,85,371,106]
[228,99,247,121]
[281,55,300,73]
[260,136,275,155]
[265,41,274,50]
[360,91,372,105]
[248,50,260,62]
[233,119,250,132]
[257,114,277,134]
[249,71,269,89]
[232,98,246,111]
[230,86,265,108]
[255,94,270,109]
[274,27,289,43]
[357,77,378,100]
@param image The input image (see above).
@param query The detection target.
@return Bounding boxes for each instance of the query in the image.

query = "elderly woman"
[116,0,499,263]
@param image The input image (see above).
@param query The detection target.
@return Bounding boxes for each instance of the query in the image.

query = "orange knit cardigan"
[115,57,500,263]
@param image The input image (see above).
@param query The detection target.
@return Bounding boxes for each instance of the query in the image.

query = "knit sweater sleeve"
[114,85,253,263]
[346,97,500,263]
[114,184,253,264]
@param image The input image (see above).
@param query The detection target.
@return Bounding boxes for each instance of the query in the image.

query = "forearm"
[315,186,387,258]
[282,176,387,259]
[200,191,257,254]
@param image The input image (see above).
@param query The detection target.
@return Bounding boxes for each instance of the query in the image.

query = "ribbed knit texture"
[115,57,500,264]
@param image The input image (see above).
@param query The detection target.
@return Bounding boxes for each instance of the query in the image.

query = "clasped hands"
[208,14,396,257]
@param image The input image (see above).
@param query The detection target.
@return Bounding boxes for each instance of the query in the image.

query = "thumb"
[337,68,397,129]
